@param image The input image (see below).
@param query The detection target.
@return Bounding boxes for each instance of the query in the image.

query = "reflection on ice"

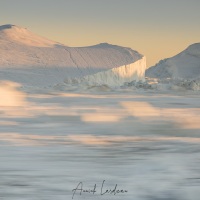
[121,101,200,129]
[0,121,19,126]
[81,111,123,122]
[121,101,161,119]
[0,81,27,107]
[1,133,200,147]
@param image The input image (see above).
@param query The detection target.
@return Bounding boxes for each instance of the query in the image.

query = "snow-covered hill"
[0,24,146,87]
[146,43,200,80]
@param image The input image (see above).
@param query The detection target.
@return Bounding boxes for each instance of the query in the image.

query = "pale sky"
[1,0,200,67]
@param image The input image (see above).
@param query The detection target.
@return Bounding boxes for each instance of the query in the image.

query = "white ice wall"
[67,56,146,87]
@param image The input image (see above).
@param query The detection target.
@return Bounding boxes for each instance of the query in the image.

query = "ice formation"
[0,24,146,87]
[145,43,200,91]
[146,43,200,80]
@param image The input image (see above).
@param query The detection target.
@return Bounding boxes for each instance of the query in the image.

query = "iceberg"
[0,24,146,88]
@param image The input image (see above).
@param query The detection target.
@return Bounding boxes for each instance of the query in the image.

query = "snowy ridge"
[0,24,146,87]
[144,43,200,91]
[146,43,200,80]
[0,24,60,47]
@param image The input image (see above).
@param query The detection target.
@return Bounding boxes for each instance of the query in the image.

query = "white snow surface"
[0,24,146,87]
[146,43,200,80]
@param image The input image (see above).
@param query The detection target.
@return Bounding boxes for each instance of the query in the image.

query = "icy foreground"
[0,84,200,200]
[0,24,146,87]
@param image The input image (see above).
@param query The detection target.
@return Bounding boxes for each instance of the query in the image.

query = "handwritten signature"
[72,180,128,199]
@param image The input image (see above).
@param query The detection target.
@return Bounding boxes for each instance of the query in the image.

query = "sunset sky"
[1,0,200,67]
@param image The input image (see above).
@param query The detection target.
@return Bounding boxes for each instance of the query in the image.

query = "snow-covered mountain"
[146,43,200,80]
[0,24,146,87]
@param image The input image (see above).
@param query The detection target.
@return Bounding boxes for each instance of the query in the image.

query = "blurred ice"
[0,83,200,199]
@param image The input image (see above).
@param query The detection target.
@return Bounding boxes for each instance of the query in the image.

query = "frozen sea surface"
[0,89,200,200]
